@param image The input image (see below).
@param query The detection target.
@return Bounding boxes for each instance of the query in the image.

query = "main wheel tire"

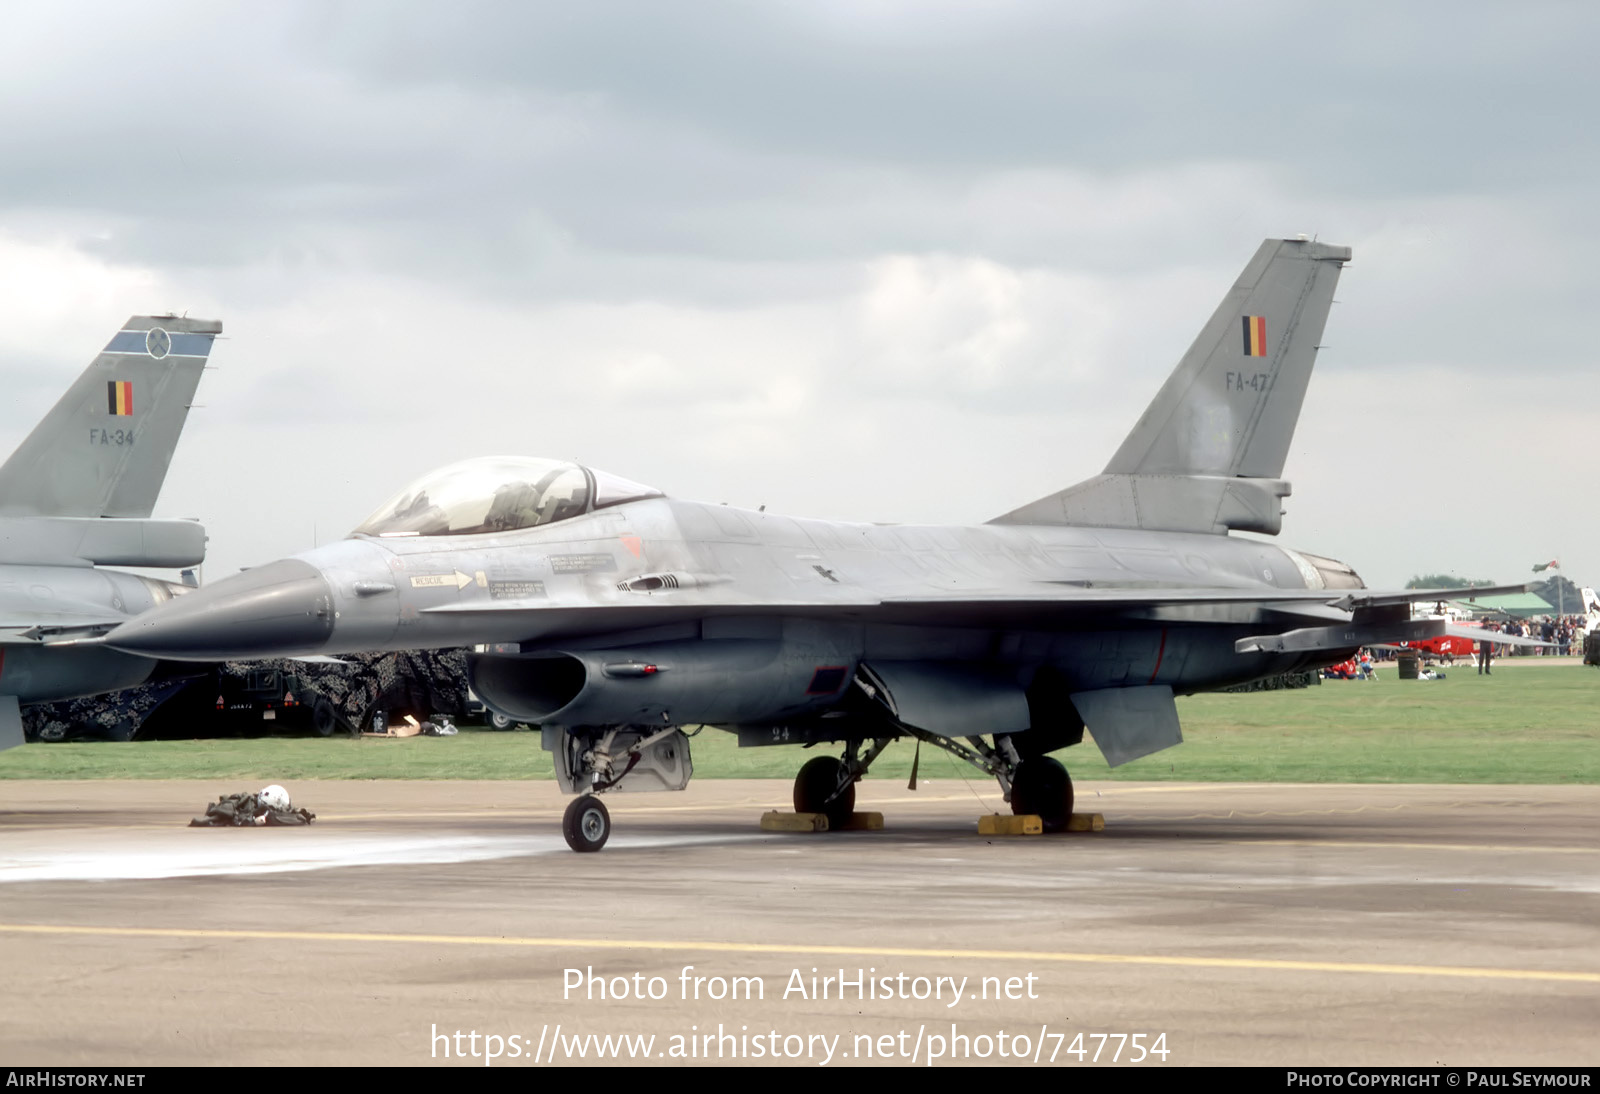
[1011,756,1074,833]
[312,699,338,737]
[490,712,513,730]
[562,794,611,853]
[793,756,855,831]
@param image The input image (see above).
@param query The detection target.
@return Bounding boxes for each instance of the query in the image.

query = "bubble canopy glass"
[351,456,661,538]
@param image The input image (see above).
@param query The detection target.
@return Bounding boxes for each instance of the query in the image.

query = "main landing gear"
[784,733,1074,834]
[1009,754,1074,833]
[791,737,891,830]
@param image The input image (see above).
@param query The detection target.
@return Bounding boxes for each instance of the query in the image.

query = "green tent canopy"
[1448,592,1556,617]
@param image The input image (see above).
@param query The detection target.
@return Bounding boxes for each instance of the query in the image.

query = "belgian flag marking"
[1241,315,1267,357]
[107,381,133,416]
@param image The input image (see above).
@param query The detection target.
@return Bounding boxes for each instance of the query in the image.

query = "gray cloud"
[0,1,1595,584]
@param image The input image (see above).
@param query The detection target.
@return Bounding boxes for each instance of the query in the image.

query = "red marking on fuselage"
[1148,628,1168,684]
[620,534,643,558]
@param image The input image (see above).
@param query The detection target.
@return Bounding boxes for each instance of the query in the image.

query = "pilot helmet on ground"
[258,784,291,812]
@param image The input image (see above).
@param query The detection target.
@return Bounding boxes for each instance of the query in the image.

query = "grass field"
[2,660,1595,784]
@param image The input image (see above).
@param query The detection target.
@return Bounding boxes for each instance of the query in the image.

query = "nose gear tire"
[563,794,611,852]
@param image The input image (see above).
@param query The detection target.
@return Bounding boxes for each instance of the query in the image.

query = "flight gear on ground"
[189,790,315,827]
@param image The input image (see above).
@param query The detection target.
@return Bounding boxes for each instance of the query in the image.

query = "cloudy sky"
[1,1,1594,589]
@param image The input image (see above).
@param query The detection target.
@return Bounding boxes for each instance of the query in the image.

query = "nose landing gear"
[552,724,695,852]
[562,794,611,853]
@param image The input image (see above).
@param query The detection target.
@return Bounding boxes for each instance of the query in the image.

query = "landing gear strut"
[551,725,696,852]
[562,794,611,853]
[901,729,1075,833]
[791,737,890,831]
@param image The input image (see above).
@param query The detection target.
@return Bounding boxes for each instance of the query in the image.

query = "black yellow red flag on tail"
[1241,315,1267,357]
[107,381,133,416]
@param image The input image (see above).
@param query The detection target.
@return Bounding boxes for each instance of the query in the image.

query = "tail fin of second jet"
[992,238,1348,535]
[0,316,222,518]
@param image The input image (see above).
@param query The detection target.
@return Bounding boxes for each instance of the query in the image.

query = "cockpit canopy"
[350,457,662,538]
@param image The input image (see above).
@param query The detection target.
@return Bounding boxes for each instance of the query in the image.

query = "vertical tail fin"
[0,316,222,518]
[992,239,1349,535]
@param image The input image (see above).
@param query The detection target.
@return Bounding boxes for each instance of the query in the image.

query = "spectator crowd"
[1319,613,1590,681]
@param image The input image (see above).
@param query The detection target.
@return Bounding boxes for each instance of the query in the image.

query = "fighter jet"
[0,316,222,750]
[104,241,1523,851]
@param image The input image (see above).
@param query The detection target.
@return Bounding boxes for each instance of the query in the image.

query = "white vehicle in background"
[1580,588,1598,660]
[1403,598,1486,661]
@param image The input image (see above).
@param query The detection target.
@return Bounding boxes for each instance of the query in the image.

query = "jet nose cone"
[106,558,335,660]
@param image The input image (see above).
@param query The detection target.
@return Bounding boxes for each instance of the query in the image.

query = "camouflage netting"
[250,648,471,730]
[23,679,190,742]
[23,648,473,741]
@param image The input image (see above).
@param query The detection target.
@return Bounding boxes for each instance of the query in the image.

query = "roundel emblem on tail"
[146,327,171,359]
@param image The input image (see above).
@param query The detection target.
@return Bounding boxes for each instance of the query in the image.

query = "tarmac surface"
[1,777,1597,1067]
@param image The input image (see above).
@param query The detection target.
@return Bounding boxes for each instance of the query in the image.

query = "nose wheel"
[562,794,611,852]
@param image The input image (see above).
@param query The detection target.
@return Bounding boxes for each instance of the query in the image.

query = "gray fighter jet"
[104,241,1524,850]
[0,316,222,750]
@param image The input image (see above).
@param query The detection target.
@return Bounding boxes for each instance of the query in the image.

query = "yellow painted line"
[0,923,1595,985]
[1078,784,1252,795]
[1243,839,1598,855]
[1157,800,1570,821]
[1163,803,1410,820]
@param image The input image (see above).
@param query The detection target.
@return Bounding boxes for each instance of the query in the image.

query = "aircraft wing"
[421,583,1531,645]
[889,581,1528,613]
[425,586,1363,634]
[880,584,1534,648]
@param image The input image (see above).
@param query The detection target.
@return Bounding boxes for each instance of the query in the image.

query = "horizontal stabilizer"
[1442,626,1556,649]
[1073,685,1182,767]
[0,517,206,568]
[1237,616,1445,655]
